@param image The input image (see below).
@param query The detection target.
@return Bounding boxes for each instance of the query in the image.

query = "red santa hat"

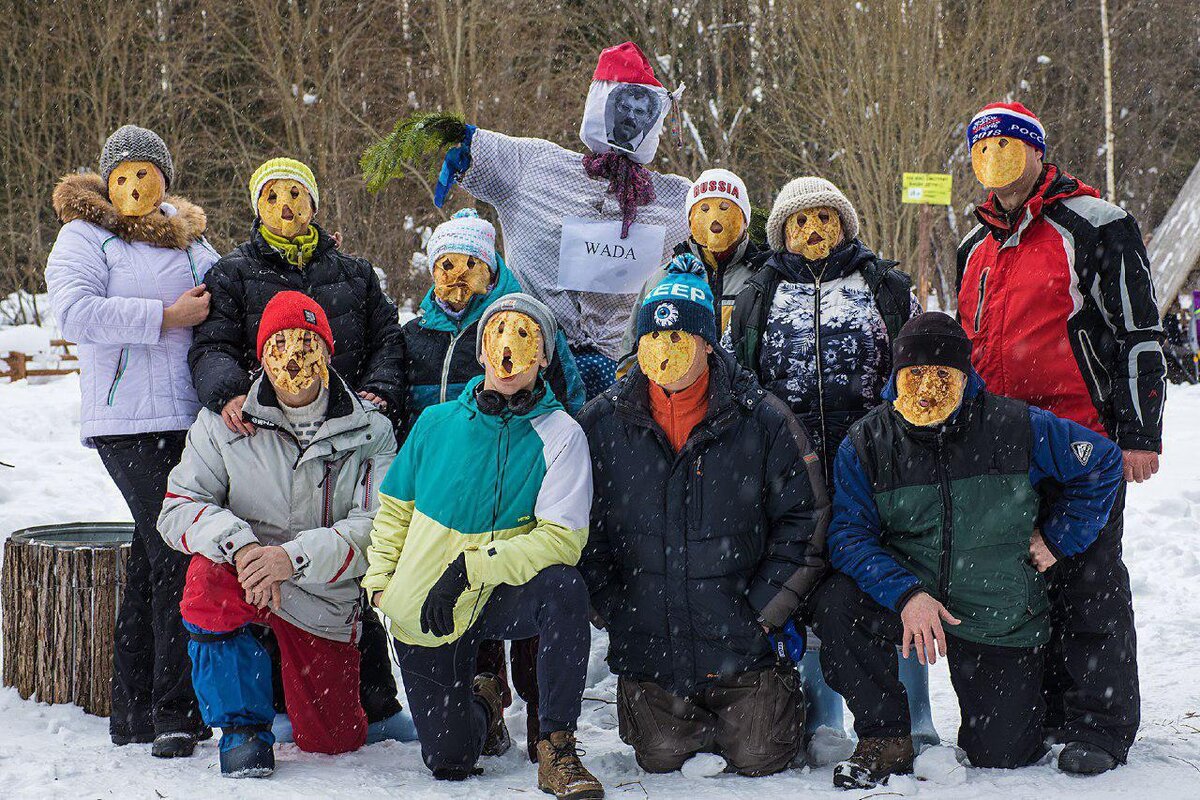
[592,42,663,87]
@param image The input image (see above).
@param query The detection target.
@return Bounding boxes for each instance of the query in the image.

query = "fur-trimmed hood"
[52,172,207,250]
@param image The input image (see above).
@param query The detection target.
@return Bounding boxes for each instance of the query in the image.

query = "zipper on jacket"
[972,268,990,332]
[186,247,200,286]
[360,462,374,511]
[935,432,954,603]
[440,329,468,403]
[106,348,129,406]
[811,273,828,474]
[321,461,334,527]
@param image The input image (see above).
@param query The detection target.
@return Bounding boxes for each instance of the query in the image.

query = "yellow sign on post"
[902,173,953,205]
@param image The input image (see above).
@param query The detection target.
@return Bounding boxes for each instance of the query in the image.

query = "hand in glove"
[420,553,469,637]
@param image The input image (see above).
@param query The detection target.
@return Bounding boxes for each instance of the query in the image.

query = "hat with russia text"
[967,102,1047,153]
[636,254,717,345]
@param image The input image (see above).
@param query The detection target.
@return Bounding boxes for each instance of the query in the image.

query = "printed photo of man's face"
[605,84,661,152]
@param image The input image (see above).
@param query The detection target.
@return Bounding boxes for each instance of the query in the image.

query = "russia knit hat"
[476,293,559,365]
[636,254,718,346]
[892,311,972,375]
[766,176,859,252]
[688,168,751,226]
[967,102,1046,154]
[426,207,497,273]
[249,157,319,214]
[99,125,175,189]
[256,290,335,360]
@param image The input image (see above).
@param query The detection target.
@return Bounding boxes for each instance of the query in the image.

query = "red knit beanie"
[256,290,335,359]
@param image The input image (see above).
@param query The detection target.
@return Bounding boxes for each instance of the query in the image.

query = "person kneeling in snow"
[578,254,830,777]
[809,312,1123,790]
[159,291,397,778]
[365,294,603,799]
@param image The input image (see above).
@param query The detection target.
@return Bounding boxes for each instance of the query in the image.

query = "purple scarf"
[582,152,657,239]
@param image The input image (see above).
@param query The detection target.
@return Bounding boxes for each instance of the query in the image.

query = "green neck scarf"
[260,224,319,268]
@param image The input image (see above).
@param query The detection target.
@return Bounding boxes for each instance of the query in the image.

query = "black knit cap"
[892,311,973,374]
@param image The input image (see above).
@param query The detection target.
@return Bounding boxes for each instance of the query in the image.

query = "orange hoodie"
[648,367,711,452]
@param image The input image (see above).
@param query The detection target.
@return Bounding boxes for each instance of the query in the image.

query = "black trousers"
[1042,483,1139,760]
[95,432,200,738]
[359,600,403,723]
[393,565,590,775]
[810,572,1046,769]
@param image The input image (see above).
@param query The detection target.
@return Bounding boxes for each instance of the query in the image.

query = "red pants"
[180,556,367,755]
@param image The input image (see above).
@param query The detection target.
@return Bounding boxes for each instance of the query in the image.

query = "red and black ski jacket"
[956,165,1165,452]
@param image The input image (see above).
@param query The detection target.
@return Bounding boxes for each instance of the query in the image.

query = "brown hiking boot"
[832,736,914,790]
[536,731,604,799]
[474,673,512,757]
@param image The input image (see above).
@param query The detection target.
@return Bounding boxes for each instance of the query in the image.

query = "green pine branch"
[360,112,468,193]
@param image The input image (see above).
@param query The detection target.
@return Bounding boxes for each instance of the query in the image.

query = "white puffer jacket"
[45,173,218,446]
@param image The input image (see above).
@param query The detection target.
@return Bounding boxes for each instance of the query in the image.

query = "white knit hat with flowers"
[765,176,860,252]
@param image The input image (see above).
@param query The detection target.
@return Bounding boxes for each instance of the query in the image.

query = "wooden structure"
[2,523,132,717]
[1,339,80,382]
[1151,157,1200,314]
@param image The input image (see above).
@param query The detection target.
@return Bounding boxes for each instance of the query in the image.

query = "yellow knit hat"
[248,157,319,213]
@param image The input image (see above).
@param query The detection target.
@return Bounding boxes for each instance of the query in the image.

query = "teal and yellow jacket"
[364,376,592,646]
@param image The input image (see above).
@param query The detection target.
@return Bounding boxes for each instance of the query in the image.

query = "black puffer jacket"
[578,348,830,696]
[190,224,406,420]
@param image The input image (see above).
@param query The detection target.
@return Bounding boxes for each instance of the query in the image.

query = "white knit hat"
[766,176,859,252]
[687,168,751,226]
[426,208,496,273]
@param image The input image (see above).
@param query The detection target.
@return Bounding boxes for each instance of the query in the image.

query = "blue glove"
[434,124,476,208]
[768,619,807,665]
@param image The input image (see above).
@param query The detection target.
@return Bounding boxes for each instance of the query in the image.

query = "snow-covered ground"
[1,373,1198,799]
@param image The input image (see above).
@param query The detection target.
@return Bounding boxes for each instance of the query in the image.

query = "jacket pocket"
[106,348,129,406]
[1023,563,1050,617]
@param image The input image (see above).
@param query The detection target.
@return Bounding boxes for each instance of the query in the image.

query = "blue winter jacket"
[828,367,1123,644]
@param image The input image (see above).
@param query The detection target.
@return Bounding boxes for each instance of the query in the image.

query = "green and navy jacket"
[829,368,1122,647]
[400,256,585,437]
[364,376,592,646]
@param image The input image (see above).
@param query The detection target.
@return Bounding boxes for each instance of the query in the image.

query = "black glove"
[420,554,469,637]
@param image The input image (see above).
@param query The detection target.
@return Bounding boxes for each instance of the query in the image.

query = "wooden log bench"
[2,340,81,381]
[2,523,132,716]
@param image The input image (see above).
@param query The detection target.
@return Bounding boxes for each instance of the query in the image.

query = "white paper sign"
[556,216,667,295]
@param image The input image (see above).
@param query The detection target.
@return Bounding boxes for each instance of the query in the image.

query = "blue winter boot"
[897,651,939,749]
[799,648,845,736]
[365,710,420,744]
[219,726,275,779]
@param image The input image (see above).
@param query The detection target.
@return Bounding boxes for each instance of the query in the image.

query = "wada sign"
[556,216,667,294]
[902,173,953,205]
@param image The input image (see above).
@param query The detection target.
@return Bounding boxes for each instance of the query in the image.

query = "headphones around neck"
[475,379,546,417]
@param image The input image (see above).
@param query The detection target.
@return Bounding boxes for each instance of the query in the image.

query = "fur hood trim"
[52,172,207,250]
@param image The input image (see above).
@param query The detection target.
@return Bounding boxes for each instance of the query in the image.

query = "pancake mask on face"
[262,328,329,396]
[482,311,543,379]
[893,365,967,427]
[257,178,315,239]
[689,200,745,255]
[433,253,492,311]
[108,161,165,217]
[785,206,842,261]
[638,329,698,386]
[971,136,1028,189]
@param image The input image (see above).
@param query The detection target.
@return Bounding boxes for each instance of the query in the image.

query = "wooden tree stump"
[2,523,131,717]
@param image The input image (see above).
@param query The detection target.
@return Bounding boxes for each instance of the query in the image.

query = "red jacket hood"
[975,164,1100,234]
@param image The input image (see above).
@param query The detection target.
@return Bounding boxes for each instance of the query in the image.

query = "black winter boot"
[1058,742,1119,775]
[151,731,198,758]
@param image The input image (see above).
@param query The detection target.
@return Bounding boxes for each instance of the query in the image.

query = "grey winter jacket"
[159,372,397,642]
